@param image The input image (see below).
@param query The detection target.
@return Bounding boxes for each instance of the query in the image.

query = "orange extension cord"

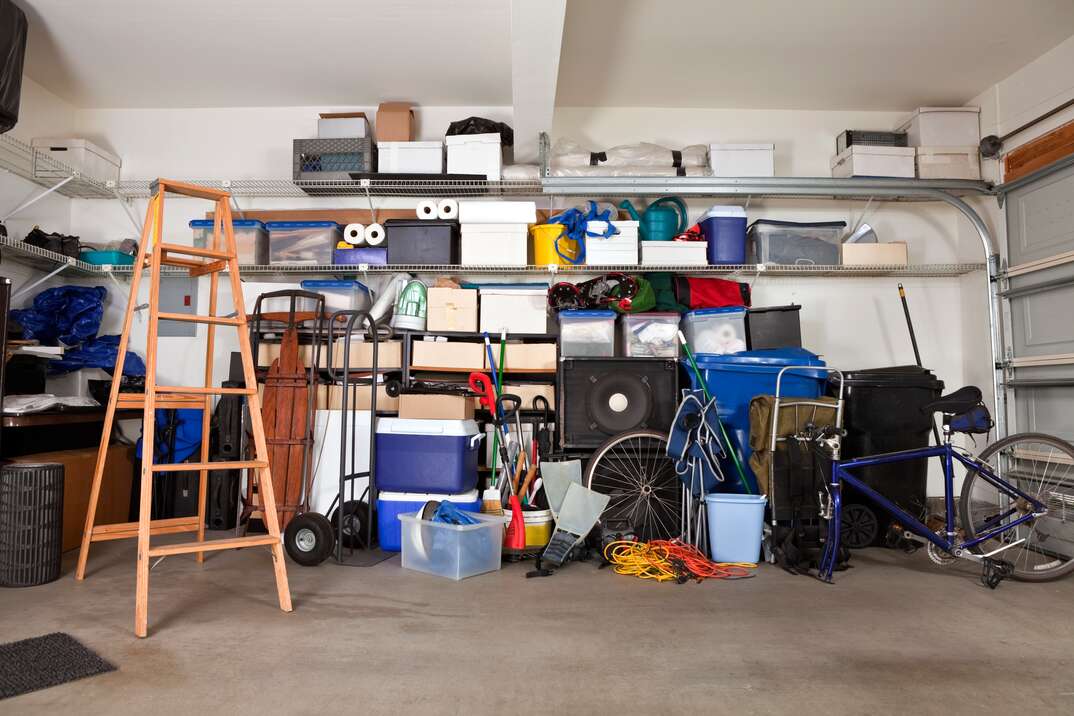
[603,539,756,583]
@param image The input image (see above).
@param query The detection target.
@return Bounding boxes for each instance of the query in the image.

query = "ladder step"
[158,243,233,260]
[158,312,242,326]
[152,460,268,472]
[91,516,200,542]
[154,385,256,396]
[147,534,278,558]
[117,392,204,410]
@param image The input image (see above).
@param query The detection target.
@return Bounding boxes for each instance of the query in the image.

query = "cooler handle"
[468,434,483,450]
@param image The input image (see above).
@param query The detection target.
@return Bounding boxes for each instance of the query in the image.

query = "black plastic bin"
[747,304,801,350]
[831,366,943,547]
[385,219,459,264]
[0,463,64,587]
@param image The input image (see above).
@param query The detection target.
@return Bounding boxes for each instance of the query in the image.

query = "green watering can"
[619,196,688,242]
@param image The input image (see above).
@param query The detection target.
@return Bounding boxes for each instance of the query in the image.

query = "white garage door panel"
[1006,163,1074,268]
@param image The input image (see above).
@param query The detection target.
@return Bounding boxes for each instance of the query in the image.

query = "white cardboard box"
[461,228,529,265]
[317,113,369,139]
[446,133,502,180]
[897,107,980,147]
[426,288,478,332]
[378,141,443,173]
[479,288,548,333]
[842,242,909,266]
[915,146,981,180]
[31,138,121,184]
[708,143,775,177]
[641,241,708,266]
[830,145,915,178]
[458,200,537,224]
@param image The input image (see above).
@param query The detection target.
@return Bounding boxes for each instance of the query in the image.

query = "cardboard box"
[841,242,909,266]
[324,384,398,411]
[318,111,369,139]
[12,445,134,553]
[376,101,414,142]
[474,383,554,411]
[427,288,478,332]
[258,342,326,369]
[411,340,485,370]
[484,343,557,371]
[398,393,475,420]
[330,339,403,369]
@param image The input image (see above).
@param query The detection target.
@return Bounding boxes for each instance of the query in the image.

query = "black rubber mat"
[0,632,116,700]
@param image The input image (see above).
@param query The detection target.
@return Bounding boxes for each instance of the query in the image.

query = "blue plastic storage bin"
[375,418,482,493]
[334,246,387,265]
[80,250,134,266]
[684,348,826,493]
[705,494,766,563]
[376,490,481,552]
[699,206,747,264]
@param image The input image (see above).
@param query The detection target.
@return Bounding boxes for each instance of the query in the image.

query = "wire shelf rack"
[0,234,103,275]
[115,177,545,199]
[0,134,118,200]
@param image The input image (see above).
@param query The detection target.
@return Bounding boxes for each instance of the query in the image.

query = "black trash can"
[830,366,944,547]
[0,463,65,587]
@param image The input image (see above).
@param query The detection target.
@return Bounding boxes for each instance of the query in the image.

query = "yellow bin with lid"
[531,223,580,265]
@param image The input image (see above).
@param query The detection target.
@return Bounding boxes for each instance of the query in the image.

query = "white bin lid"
[709,143,774,150]
[378,489,480,503]
[479,287,547,297]
[700,205,747,219]
[445,133,501,146]
[376,418,480,436]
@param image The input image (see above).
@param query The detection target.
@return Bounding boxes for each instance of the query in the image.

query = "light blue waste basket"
[704,494,767,563]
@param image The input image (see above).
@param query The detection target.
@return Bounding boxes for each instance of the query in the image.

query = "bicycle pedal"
[981,557,1014,589]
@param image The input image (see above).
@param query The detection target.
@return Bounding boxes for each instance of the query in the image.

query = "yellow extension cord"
[603,539,757,582]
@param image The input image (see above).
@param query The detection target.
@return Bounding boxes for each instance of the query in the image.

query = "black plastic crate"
[836,130,908,154]
[746,304,801,350]
[384,219,459,265]
[293,138,376,181]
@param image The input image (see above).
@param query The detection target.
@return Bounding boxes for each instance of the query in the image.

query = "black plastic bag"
[445,117,513,147]
[23,227,81,258]
[0,0,28,134]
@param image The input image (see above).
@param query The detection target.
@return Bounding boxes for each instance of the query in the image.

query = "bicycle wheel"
[959,432,1074,581]
[585,429,681,542]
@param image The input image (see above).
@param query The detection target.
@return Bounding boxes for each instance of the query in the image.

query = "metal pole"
[2,176,74,222]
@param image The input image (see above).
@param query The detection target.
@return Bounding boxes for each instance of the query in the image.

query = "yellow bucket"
[503,508,554,549]
[531,223,579,265]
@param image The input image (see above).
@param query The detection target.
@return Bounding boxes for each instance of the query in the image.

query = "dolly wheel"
[840,503,880,549]
[284,513,335,566]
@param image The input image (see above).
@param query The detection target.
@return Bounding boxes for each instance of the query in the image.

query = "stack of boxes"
[459,200,538,266]
[585,220,640,265]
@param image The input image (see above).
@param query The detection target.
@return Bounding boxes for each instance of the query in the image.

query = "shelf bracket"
[112,188,144,236]
[11,262,70,301]
[2,176,74,222]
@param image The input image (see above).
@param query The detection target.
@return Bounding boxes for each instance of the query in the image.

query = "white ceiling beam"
[510,0,567,164]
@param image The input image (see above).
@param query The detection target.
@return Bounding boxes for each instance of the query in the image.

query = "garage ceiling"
[14,0,1074,111]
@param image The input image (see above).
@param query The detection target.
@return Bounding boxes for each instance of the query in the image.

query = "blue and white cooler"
[375,418,482,494]
[377,490,482,552]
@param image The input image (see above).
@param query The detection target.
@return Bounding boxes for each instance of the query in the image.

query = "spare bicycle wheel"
[585,429,681,542]
[959,432,1074,582]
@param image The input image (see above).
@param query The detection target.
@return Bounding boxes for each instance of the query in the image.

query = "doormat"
[0,632,116,700]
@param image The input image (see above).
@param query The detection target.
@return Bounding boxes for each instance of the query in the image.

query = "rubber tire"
[328,500,374,549]
[284,513,335,566]
[840,502,881,549]
[959,431,1074,582]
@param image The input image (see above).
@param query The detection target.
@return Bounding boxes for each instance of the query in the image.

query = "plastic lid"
[688,307,747,317]
[749,220,848,229]
[703,493,768,504]
[378,489,480,502]
[300,279,370,295]
[189,219,265,229]
[559,310,616,320]
[478,286,548,296]
[709,144,774,150]
[445,133,501,145]
[376,418,480,436]
[748,304,800,314]
[700,206,747,219]
[839,365,944,389]
[265,221,341,229]
[691,347,823,367]
[377,141,443,148]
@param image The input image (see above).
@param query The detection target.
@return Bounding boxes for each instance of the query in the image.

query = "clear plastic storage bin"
[398,511,503,580]
[747,220,846,266]
[299,280,372,312]
[559,310,616,357]
[191,219,269,265]
[682,307,747,355]
[620,312,681,357]
[265,221,341,265]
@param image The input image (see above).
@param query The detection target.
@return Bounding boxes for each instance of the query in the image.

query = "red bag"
[674,276,751,309]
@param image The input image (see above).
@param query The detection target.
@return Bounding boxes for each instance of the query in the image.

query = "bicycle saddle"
[923,385,982,415]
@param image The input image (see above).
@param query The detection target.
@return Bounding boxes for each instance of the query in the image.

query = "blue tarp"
[10,285,106,346]
[135,409,203,464]
[50,335,146,376]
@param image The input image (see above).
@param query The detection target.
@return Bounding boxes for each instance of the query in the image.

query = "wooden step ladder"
[75,179,292,638]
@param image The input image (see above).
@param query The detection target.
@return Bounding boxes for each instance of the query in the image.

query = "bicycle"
[808,375,1074,587]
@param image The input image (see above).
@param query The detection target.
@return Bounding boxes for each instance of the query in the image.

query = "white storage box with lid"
[265,221,341,265]
[479,287,548,333]
[377,489,481,552]
[299,279,372,312]
[621,312,680,358]
[640,241,708,266]
[317,113,369,139]
[399,510,503,580]
[377,141,443,173]
[31,138,121,184]
[446,133,502,180]
[458,200,537,224]
[830,145,915,178]
[461,223,529,265]
[915,146,981,180]
[683,307,748,355]
[897,107,980,147]
[708,143,775,177]
[190,219,268,264]
[748,220,847,266]
[586,220,639,265]
[558,310,616,357]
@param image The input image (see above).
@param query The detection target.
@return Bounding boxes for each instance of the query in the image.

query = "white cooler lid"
[376,418,480,436]
[378,489,480,503]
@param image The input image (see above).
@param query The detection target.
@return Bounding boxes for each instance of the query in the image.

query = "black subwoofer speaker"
[558,358,678,449]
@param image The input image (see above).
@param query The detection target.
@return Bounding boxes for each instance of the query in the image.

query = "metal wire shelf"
[115,177,546,199]
[0,134,118,200]
[0,234,103,276]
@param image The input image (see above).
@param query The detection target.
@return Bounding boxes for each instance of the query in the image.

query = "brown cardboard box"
[411,340,485,370]
[330,339,403,369]
[12,445,135,553]
[376,101,415,141]
[399,393,475,420]
[484,343,557,371]
[841,242,908,266]
[324,384,399,411]
[427,288,478,332]
[473,383,554,410]
[258,342,326,368]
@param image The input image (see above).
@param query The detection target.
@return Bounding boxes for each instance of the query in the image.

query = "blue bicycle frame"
[818,442,1048,582]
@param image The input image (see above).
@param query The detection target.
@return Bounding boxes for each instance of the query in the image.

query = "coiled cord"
[603,539,756,583]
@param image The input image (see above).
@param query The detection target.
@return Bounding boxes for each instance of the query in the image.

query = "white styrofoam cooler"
[446,133,503,180]
[897,107,980,147]
[641,241,708,266]
[31,138,121,184]
[915,146,981,180]
[458,200,537,224]
[830,145,915,178]
[708,143,775,177]
[461,223,529,265]
[479,287,548,333]
[378,141,443,173]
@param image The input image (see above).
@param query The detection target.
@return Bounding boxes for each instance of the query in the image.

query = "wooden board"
[1004,118,1074,183]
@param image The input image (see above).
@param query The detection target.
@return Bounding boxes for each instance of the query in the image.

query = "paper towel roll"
[365,222,386,247]
[437,198,459,220]
[416,200,438,220]
[343,223,366,246]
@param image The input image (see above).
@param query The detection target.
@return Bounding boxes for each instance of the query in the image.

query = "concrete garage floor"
[3,538,1074,714]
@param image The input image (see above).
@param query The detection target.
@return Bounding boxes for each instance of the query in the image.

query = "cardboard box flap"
[377,101,415,142]
[319,111,368,120]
